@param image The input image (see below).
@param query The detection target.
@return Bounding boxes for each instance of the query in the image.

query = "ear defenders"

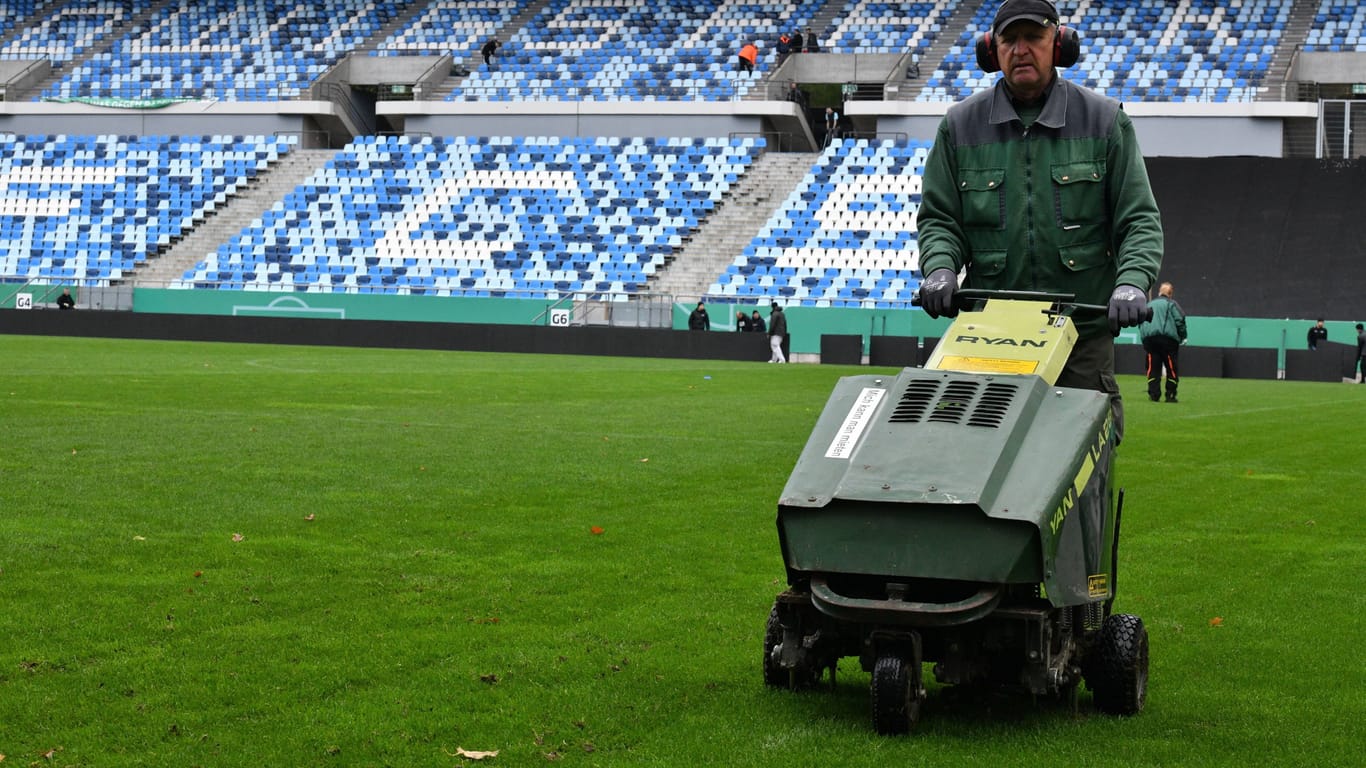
[975,24,1080,73]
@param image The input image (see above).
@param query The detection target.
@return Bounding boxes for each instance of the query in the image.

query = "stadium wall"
[866,101,1318,157]
[6,306,1356,382]
[0,102,325,141]
[1146,156,1366,320]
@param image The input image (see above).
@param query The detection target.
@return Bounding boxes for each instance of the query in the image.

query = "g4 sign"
[549,308,571,327]
[15,292,33,310]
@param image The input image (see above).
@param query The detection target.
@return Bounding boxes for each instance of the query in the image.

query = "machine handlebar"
[911,288,1153,324]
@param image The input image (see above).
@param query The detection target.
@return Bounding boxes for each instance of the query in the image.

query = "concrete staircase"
[647,151,816,300]
[423,0,553,102]
[135,149,335,285]
[1260,0,1319,101]
[893,0,982,100]
[802,0,845,51]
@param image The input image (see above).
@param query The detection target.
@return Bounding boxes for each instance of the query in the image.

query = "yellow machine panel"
[924,299,1079,386]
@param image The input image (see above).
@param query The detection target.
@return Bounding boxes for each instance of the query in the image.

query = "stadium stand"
[2,0,151,71]
[0,0,1323,105]
[447,0,825,102]
[372,0,536,58]
[1304,1,1366,52]
[711,137,925,308]
[173,135,763,298]
[42,0,406,101]
[922,0,1290,102]
[0,0,1360,321]
[825,0,958,57]
[0,134,296,286]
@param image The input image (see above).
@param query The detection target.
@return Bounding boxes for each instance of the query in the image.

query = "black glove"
[919,268,958,318]
[1108,284,1148,335]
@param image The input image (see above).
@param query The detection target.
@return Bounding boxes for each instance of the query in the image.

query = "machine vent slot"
[967,382,1018,428]
[927,381,979,424]
[888,379,941,422]
[889,378,1018,428]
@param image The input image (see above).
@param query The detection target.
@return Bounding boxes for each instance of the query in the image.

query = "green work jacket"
[1139,295,1187,342]
[917,77,1164,339]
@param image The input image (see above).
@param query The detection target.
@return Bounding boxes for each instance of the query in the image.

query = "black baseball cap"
[993,0,1060,34]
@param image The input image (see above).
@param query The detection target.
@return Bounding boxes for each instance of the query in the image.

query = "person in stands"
[481,38,500,67]
[737,41,758,73]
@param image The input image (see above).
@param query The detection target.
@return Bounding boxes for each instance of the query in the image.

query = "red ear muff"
[1054,25,1080,68]
[976,30,1000,73]
[977,25,1081,73]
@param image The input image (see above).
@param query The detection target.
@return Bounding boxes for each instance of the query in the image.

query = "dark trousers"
[1143,336,1180,401]
[1057,333,1123,445]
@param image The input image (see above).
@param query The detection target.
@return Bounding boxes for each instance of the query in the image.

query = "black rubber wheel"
[1088,613,1149,715]
[762,605,786,688]
[870,655,921,735]
[763,603,822,690]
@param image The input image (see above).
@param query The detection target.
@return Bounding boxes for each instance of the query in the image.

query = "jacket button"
[988,181,995,187]
[1061,175,1069,181]
[1068,259,1076,266]
[961,181,967,188]
[1092,172,1099,178]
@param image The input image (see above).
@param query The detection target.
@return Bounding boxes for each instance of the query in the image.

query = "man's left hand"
[1108,285,1148,335]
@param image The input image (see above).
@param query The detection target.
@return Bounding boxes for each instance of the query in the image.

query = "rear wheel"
[762,603,821,689]
[762,605,785,688]
[870,655,921,735]
[1087,613,1149,715]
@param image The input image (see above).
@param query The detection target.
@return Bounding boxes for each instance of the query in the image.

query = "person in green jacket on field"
[1139,282,1187,403]
[916,0,1164,442]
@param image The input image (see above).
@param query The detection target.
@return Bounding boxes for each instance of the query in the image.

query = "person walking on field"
[767,302,787,363]
[1139,282,1187,403]
[1356,323,1365,383]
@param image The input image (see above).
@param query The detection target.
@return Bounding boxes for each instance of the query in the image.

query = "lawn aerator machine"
[764,291,1149,734]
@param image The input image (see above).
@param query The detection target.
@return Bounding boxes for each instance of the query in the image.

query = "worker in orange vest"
[737,41,758,72]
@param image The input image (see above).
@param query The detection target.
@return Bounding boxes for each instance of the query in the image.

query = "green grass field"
[2,335,1362,767]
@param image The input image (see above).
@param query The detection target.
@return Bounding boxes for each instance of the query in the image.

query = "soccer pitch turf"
[1,334,1361,766]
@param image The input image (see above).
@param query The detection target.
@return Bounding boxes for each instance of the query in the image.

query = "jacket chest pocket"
[958,168,1005,230]
[1051,160,1105,230]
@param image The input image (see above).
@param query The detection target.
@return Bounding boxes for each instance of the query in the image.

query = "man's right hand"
[919,268,958,318]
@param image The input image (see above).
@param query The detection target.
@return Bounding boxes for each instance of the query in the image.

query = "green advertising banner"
[131,287,557,326]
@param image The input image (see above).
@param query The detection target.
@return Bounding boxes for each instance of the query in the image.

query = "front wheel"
[870,655,922,735]
[1087,613,1149,715]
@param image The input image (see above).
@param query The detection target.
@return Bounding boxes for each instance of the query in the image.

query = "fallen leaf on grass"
[231,533,245,543]
[638,457,649,463]
[133,535,146,541]
[71,449,77,455]
[589,526,604,535]
[454,747,499,760]
[480,673,500,684]
[193,571,203,578]
[304,514,315,522]
[544,752,562,761]
[1209,616,1224,627]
